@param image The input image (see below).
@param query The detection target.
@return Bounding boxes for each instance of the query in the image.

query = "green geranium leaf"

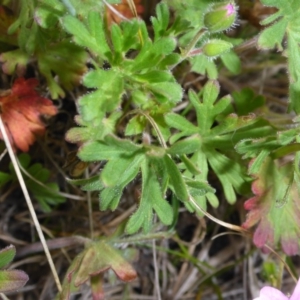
[8,154,65,212]
[62,11,110,58]
[0,171,12,188]
[79,135,142,162]
[149,82,183,103]
[232,88,265,115]
[164,155,189,201]
[101,154,144,188]
[258,19,287,51]
[190,55,218,79]
[167,135,201,155]
[0,245,16,269]
[220,51,241,75]
[126,160,174,234]
[166,81,265,207]
[38,40,87,99]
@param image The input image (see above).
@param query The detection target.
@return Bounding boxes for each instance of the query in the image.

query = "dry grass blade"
[0,115,62,293]
[126,0,138,18]
[0,293,9,300]
[103,0,129,22]
[188,196,249,235]
[263,244,298,284]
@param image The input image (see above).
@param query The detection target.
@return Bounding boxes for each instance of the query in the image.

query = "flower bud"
[203,2,237,33]
[202,39,233,58]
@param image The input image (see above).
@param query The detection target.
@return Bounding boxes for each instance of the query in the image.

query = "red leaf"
[59,241,137,299]
[74,241,137,286]
[0,78,57,152]
[242,157,300,255]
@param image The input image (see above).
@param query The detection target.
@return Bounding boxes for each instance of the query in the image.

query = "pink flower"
[225,4,235,16]
[254,278,300,300]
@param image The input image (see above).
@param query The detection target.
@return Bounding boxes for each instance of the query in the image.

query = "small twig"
[152,239,161,300]
[0,116,62,293]
[0,293,9,300]
[113,231,174,245]
[170,28,206,71]
[16,236,88,259]
[85,169,94,239]
[103,0,129,22]
[263,244,297,284]
[61,0,76,16]
[0,148,7,162]
[17,161,85,201]
[234,36,258,54]
[139,111,167,149]
[188,195,250,235]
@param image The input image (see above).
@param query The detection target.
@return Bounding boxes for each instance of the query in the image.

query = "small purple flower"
[254,278,300,300]
[225,4,235,16]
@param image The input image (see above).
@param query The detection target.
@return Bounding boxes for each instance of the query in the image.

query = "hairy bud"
[202,39,233,58]
[203,2,237,33]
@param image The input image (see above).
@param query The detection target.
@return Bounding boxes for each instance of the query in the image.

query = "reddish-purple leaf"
[74,241,137,286]
[58,251,83,300]
[242,157,300,255]
[90,274,105,300]
[0,269,29,293]
[58,241,137,300]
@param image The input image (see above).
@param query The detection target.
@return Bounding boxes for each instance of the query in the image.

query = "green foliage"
[166,81,260,206]
[74,134,213,233]
[0,0,88,98]
[61,1,300,252]
[0,153,65,212]
[3,0,300,280]
[0,245,28,293]
[257,0,300,113]
[262,259,281,287]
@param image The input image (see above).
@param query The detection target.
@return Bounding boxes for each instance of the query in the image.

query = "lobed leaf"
[0,78,57,152]
[101,154,144,188]
[242,157,300,255]
[126,160,174,234]
[62,11,110,58]
[164,155,189,202]
[81,135,142,160]
[58,241,137,299]
[151,3,170,40]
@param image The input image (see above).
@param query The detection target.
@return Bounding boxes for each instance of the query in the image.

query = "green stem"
[60,0,76,16]
[182,28,206,58]
[112,231,174,244]
[170,28,206,70]
[124,109,166,148]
